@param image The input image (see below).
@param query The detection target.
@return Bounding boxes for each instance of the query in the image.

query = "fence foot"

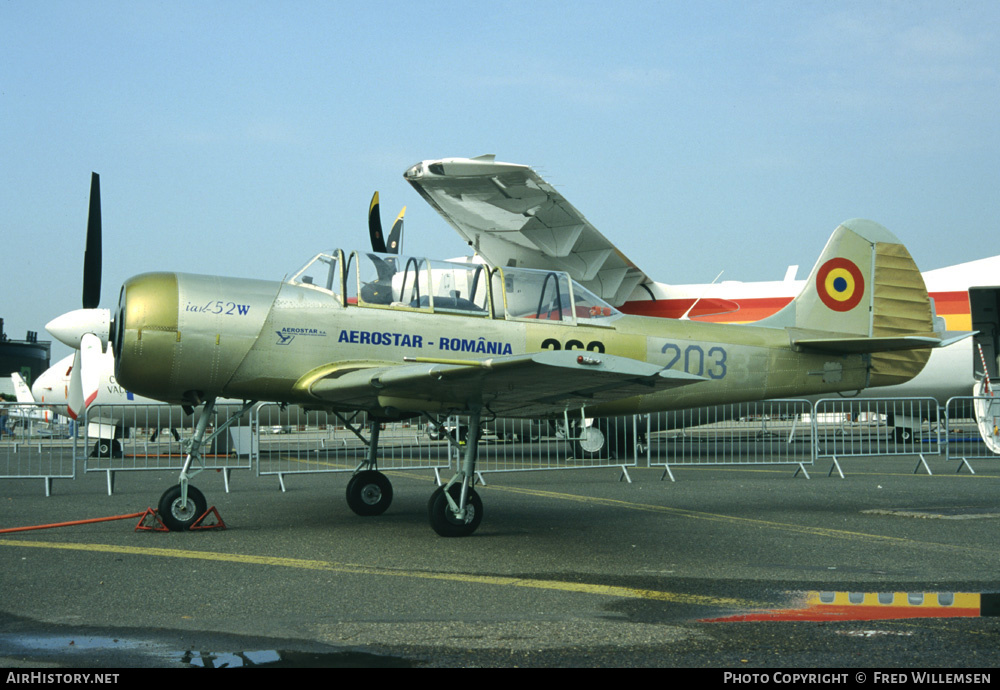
[955,458,976,474]
[277,472,287,492]
[913,454,933,475]
[106,470,115,496]
[223,468,232,493]
[794,463,812,479]
[825,457,842,479]
[44,477,53,497]
[659,465,675,482]
[619,465,632,483]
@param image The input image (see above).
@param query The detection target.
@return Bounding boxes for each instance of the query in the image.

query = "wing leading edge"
[306,350,704,417]
[404,155,650,306]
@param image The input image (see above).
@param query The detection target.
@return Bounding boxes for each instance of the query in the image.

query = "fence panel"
[813,397,942,476]
[472,415,640,480]
[253,405,451,487]
[81,403,252,494]
[945,396,1000,473]
[646,400,815,479]
[0,402,76,494]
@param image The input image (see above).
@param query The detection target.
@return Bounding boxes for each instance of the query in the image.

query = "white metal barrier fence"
[471,415,640,481]
[253,404,451,490]
[8,398,999,495]
[645,400,815,480]
[0,402,77,495]
[813,397,942,477]
[81,404,253,494]
[945,396,1000,473]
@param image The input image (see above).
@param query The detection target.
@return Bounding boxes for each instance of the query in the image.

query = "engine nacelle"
[113,272,279,404]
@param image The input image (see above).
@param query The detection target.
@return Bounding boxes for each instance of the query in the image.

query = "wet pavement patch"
[0,630,413,668]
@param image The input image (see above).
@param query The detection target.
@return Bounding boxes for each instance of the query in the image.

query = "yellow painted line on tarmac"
[0,538,756,609]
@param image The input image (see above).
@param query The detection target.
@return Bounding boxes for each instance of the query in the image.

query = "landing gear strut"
[342,419,393,516]
[157,397,255,531]
[426,407,485,537]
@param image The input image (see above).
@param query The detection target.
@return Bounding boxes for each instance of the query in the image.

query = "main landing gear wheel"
[158,484,207,531]
[346,470,393,516]
[428,484,483,537]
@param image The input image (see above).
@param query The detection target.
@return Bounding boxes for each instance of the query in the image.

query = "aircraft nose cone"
[45,308,111,349]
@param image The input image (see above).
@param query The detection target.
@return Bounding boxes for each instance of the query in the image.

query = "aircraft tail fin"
[759,219,932,337]
[11,373,35,404]
[758,219,969,385]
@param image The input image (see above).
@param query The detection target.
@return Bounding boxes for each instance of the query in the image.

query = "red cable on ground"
[0,512,146,534]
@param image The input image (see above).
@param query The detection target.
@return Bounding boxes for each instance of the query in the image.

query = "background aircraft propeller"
[362,192,406,304]
[44,173,113,420]
[368,191,387,253]
[368,191,405,255]
[82,173,102,309]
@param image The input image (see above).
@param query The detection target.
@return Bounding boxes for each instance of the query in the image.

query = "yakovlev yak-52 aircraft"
[49,175,967,537]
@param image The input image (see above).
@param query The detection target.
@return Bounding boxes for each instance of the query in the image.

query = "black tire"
[893,427,913,444]
[91,439,123,458]
[346,470,393,516]
[428,484,483,537]
[158,484,207,531]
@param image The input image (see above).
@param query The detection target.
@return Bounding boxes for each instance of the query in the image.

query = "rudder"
[759,218,935,339]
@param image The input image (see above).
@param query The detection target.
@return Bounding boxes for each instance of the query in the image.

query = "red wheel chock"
[190,507,226,530]
[134,506,226,532]
[134,508,169,532]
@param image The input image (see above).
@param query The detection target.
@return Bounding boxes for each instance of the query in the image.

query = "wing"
[304,350,703,417]
[404,155,651,306]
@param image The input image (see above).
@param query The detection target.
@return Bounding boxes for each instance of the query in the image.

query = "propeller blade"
[386,206,405,254]
[82,172,102,309]
[67,350,84,421]
[368,191,387,253]
[79,332,103,413]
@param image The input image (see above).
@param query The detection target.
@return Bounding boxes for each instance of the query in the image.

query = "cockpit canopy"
[288,250,621,325]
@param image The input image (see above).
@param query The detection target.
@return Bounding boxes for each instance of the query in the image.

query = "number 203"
[660,343,727,379]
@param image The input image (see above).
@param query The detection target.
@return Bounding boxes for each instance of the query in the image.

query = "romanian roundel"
[816,258,865,312]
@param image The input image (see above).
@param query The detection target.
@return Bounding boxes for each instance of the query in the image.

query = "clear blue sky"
[3,1,998,361]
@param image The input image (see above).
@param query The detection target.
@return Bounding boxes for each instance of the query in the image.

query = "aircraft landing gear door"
[970,287,1000,386]
[970,287,1000,455]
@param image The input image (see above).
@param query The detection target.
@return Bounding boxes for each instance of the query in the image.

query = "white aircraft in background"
[6,371,61,426]
[30,349,204,456]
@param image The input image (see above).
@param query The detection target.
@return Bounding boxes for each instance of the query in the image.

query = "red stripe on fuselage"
[621,290,970,323]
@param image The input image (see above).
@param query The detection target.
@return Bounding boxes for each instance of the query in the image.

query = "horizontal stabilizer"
[791,330,975,354]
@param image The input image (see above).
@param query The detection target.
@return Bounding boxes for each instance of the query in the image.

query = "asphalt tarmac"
[1,453,998,668]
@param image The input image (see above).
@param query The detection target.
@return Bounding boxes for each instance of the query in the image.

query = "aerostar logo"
[816,258,865,312]
[276,326,327,345]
